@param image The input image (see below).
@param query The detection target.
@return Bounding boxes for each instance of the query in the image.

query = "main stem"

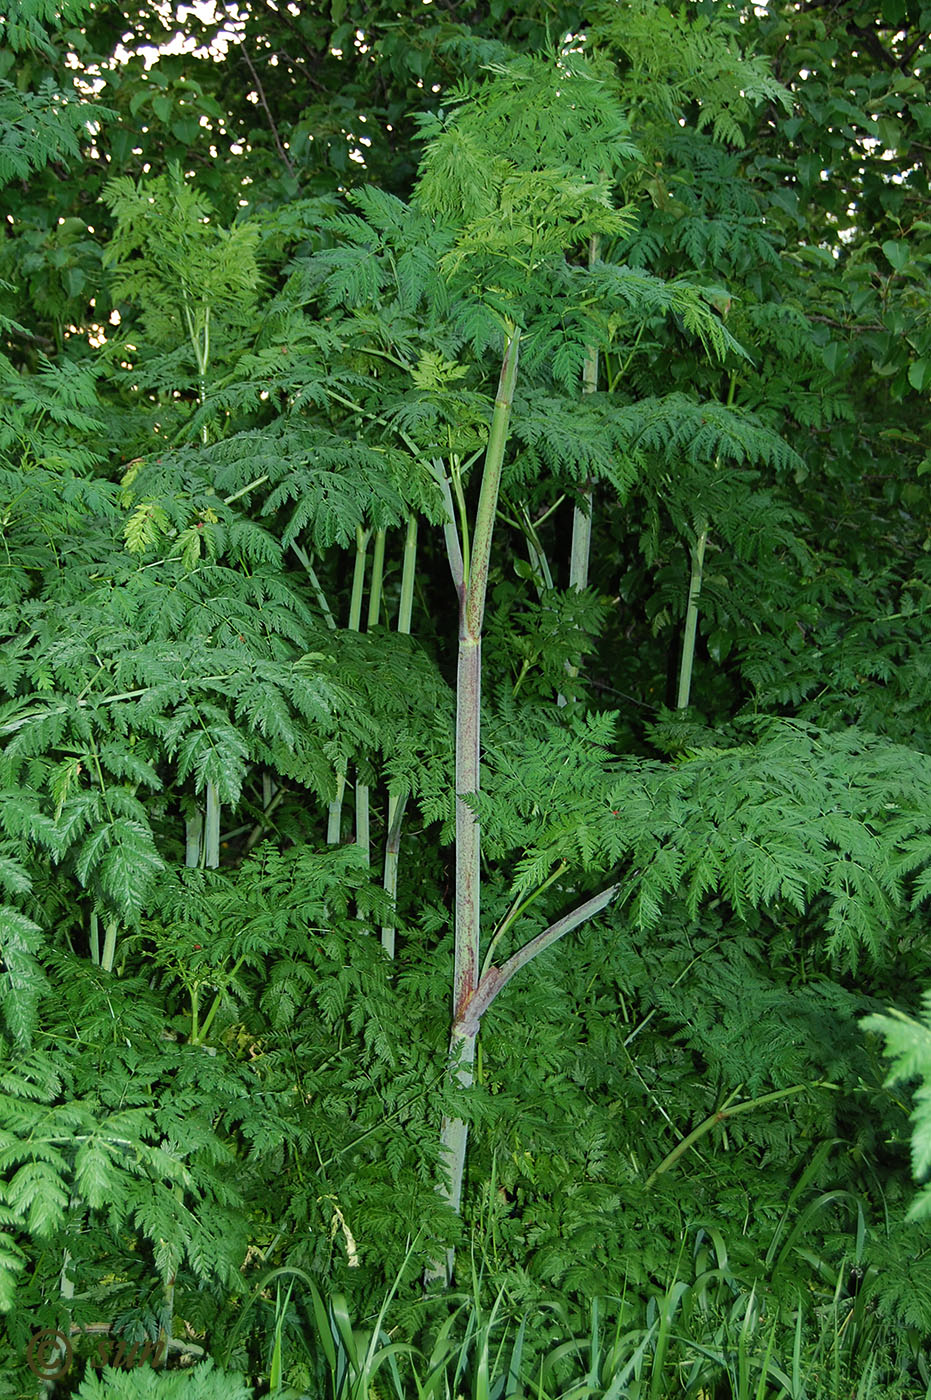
[433,327,520,1280]
[455,327,520,1019]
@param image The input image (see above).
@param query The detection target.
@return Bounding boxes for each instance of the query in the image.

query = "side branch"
[458,882,620,1035]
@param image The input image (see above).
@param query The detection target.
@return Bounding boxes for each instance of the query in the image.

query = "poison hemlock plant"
[5,6,931,1391]
[284,51,931,1288]
[102,164,262,439]
[400,53,756,1273]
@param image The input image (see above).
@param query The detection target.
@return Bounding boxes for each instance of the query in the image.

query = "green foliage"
[102,164,261,385]
[865,992,931,1222]
[103,166,260,320]
[599,0,792,147]
[0,2,111,191]
[0,1006,246,1310]
[3,1,931,1394]
[0,1,94,53]
[75,1358,253,1400]
[0,79,110,188]
[413,53,638,274]
[460,709,931,969]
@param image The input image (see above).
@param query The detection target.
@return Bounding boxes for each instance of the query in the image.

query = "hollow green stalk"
[327,525,369,846]
[292,541,338,631]
[204,779,221,868]
[516,501,555,593]
[397,516,417,634]
[559,234,600,708]
[84,739,123,969]
[675,372,737,709]
[197,952,247,1044]
[431,327,520,1279]
[480,861,568,977]
[382,514,418,959]
[101,917,119,973]
[676,529,707,710]
[356,528,386,866]
[644,1081,833,1188]
[366,528,386,629]
[570,237,601,593]
[430,459,465,590]
[181,293,210,446]
[449,453,472,585]
[355,785,370,863]
[178,293,218,860]
[323,778,344,840]
[185,810,203,868]
[244,776,284,856]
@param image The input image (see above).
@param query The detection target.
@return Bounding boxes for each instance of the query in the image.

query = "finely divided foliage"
[3,0,931,1389]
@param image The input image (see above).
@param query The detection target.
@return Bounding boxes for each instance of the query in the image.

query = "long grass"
[225,1237,922,1400]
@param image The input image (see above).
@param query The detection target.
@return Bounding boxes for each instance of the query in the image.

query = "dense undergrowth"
[4,2,931,1397]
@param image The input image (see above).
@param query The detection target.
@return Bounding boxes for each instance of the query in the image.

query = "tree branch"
[239,40,295,177]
